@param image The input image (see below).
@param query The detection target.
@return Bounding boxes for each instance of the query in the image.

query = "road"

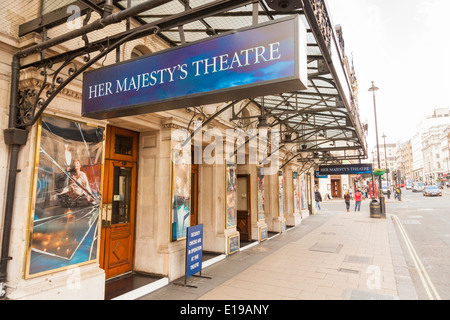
[387,187,450,300]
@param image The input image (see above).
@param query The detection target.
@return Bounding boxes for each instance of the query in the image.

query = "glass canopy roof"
[115,0,366,163]
[19,0,368,165]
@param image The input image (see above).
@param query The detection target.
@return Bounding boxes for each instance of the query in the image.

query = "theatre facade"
[0,0,367,299]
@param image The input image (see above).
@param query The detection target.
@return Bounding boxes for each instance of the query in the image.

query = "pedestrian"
[396,187,402,201]
[314,188,322,210]
[344,191,351,212]
[354,189,362,211]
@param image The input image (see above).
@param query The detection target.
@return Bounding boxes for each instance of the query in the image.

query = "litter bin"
[370,199,381,219]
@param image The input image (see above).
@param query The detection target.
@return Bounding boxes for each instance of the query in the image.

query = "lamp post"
[382,133,390,198]
[369,81,385,217]
[382,133,388,170]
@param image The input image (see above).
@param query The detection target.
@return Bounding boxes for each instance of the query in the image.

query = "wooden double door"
[236,174,251,241]
[331,179,341,198]
[100,126,138,280]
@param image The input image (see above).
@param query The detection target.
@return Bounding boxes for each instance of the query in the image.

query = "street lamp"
[369,81,386,217]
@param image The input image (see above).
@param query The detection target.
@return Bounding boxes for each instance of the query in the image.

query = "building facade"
[411,109,450,182]
[0,0,366,300]
[396,140,413,183]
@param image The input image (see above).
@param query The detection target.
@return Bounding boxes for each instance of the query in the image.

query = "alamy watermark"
[366,265,381,290]
[171,124,282,175]
[66,5,82,30]
[66,265,81,290]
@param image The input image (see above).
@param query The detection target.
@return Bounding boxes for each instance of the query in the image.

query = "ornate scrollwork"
[309,0,332,55]
[15,9,97,128]
[15,8,160,128]
[186,106,209,132]
[16,50,92,127]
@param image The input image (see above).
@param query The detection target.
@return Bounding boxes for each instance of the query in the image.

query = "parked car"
[412,182,425,192]
[423,185,442,197]
[405,182,412,190]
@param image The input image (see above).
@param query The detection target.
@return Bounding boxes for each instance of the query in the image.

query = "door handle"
[101,203,106,227]
[101,203,112,227]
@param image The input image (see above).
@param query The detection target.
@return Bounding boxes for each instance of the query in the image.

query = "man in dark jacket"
[314,188,322,210]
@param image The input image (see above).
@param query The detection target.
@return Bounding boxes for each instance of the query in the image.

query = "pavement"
[137,199,420,302]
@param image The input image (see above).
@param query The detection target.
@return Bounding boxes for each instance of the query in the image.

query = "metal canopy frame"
[15,0,367,162]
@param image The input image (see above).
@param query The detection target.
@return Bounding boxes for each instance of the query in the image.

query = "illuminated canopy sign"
[319,164,373,176]
[82,16,307,119]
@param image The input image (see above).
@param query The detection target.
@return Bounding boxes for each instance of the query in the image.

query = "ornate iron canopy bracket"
[15,24,160,129]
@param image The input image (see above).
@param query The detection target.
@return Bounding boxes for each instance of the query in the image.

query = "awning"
[18,0,367,164]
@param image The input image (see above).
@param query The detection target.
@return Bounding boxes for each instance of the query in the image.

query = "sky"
[326,0,450,150]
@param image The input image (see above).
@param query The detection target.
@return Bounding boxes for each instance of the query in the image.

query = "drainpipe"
[1,55,28,299]
[103,0,114,18]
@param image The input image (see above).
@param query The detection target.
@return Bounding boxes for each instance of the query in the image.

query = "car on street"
[423,185,442,197]
[381,181,388,194]
[412,182,425,192]
[406,182,412,190]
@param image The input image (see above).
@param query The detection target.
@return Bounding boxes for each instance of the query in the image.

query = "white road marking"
[390,214,441,300]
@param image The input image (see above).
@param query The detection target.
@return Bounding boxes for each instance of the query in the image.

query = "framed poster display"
[257,167,265,221]
[225,161,237,229]
[25,115,104,278]
[278,171,284,217]
[171,148,191,241]
[259,226,268,242]
[293,172,300,213]
[300,173,307,210]
[227,234,239,255]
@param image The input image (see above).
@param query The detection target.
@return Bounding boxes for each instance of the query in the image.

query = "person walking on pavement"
[344,191,351,212]
[396,187,402,201]
[354,189,362,211]
[314,188,322,210]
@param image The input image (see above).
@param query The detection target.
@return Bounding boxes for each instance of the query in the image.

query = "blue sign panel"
[186,224,203,279]
[319,164,373,176]
[82,16,307,119]
[314,171,328,179]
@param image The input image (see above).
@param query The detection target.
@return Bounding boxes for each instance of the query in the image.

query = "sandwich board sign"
[176,224,211,288]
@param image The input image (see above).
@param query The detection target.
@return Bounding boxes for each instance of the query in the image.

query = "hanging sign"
[319,164,373,176]
[314,171,328,179]
[82,16,307,119]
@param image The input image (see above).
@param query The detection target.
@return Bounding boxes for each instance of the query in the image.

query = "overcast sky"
[326,0,450,150]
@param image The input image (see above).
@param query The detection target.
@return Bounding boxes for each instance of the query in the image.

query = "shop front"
[1,0,367,300]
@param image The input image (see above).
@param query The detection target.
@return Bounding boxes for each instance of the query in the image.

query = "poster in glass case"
[171,148,191,241]
[26,116,104,277]
[226,162,237,228]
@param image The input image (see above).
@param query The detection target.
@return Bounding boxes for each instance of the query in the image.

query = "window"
[114,134,133,156]
[131,45,151,59]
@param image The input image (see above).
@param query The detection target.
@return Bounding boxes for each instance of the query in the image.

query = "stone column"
[284,164,302,226]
